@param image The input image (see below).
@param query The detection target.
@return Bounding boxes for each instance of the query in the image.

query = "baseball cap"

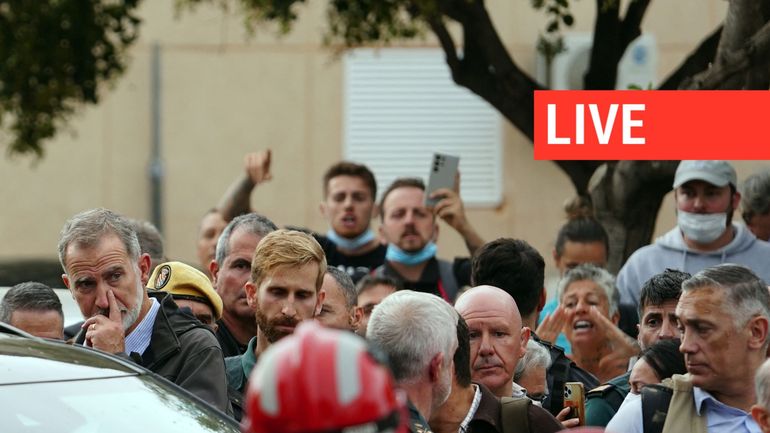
[147,261,223,320]
[673,160,737,189]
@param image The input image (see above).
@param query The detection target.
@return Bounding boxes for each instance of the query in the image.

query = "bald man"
[455,285,530,398]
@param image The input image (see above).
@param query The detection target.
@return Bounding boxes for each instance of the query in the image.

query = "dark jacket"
[76,291,230,413]
[470,383,562,433]
[532,333,599,416]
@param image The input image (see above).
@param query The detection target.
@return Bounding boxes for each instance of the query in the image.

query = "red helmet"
[242,320,409,433]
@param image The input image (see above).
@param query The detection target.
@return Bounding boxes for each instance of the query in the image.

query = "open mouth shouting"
[340,214,357,229]
[571,319,595,336]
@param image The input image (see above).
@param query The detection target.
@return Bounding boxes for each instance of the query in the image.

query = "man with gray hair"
[127,218,166,275]
[607,264,770,433]
[0,281,64,339]
[59,208,230,412]
[741,170,770,242]
[316,267,362,331]
[751,358,770,433]
[514,339,552,405]
[368,290,459,432]
[210,212,277,357]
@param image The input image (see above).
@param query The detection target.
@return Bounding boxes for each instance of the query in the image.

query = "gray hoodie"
[617,223,770,308]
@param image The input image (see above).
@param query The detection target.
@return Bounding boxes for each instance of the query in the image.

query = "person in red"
[241,320,409,433]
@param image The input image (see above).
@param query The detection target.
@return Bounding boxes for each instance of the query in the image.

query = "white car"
[0,323,240,432]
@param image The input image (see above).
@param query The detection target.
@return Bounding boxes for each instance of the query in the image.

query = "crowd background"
[0,0,745,294]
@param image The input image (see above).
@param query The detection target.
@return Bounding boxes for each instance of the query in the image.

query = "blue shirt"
[124,297,160,356]
[606,385,760,433]
[538,298,572,355]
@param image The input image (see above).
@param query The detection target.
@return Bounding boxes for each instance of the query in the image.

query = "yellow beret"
[147,261,223,321]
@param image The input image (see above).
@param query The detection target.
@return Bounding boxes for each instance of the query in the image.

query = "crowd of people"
[4,157,770,433]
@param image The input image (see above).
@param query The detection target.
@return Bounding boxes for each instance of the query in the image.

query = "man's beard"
[255,305,299,343]
[95,280,144,331]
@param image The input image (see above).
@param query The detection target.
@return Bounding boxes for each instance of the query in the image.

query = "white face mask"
[677,210,728,244]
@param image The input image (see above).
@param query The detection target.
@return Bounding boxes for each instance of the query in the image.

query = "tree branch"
[657,26,722,90]
[620,0,652,48]
[584,0,621,89]
[427,17,461,76]
[683,19,770,90]
[713,0,766,89]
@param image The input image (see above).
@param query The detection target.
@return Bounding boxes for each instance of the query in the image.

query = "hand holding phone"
[425,153,460,207]
[563,382,585,426]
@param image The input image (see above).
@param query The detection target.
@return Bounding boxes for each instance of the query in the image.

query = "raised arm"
[216,150,272,221]
[430,172,485,255]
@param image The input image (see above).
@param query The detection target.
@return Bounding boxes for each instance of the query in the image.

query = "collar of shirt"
[511,382,528,399]
[693,386,760,433]
[124,297,160,356]
[460,385,482,433]
[241,337,259,379]
[693,387,748,416]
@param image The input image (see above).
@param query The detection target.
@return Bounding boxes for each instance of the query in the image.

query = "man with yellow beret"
[147,261,223,331]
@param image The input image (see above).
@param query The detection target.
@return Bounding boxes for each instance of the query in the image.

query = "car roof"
[0,286,83,327]
[0,325,144,385]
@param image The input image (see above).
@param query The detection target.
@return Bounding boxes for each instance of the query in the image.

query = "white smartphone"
[425,153,460,207]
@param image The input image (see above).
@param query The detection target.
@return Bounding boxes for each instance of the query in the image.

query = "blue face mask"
[326,229,376,251]
[386,242,437,266]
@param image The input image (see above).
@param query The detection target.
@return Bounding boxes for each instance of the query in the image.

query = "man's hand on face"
[244,149,272,186]
[82,290,126,354]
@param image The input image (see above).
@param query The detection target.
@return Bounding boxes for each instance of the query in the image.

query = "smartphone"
[563,382,585,426]
[425,153,460,207]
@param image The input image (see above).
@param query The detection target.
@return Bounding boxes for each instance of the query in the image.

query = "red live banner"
[534,90,770,160]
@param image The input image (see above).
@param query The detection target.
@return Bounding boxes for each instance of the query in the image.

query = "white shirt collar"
[459,385,482,433]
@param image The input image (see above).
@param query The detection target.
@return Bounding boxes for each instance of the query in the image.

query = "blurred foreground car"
[0,324,239,433]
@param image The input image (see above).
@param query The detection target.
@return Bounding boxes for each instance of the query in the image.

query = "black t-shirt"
[215,320,248,358]
[377,257,470,302]
[314,234,387,283]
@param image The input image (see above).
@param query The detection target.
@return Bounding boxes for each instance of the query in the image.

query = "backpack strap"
[437,260,459,301]
[500,397,531,433]
[641,384,674,433]
[548,351,570,415]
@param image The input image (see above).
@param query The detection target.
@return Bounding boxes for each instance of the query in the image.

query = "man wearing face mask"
[373,178,483,302]
[616,160,770,309]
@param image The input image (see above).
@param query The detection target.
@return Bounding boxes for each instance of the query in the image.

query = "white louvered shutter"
[344,48,502,207]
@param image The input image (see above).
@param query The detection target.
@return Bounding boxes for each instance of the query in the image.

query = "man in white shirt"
[607,264,769,433]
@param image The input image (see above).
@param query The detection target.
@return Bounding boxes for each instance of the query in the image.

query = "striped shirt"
[125,297,160,356]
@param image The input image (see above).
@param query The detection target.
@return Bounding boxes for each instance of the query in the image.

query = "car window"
[4,374,239,433]
[0,287,83,327]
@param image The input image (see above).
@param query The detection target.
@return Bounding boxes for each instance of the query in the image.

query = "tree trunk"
[588,162,679,273]
[428,0,768,269]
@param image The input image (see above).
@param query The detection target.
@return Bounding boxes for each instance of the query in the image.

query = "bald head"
[455,285,523,329]
[455,285,529,398]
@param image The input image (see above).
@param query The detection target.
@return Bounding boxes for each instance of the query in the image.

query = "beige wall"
[1,0,765,287]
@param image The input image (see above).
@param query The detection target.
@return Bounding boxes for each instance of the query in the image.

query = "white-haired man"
[607,264,770,433]
[59,208,229,412]
[368,290,459,433]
